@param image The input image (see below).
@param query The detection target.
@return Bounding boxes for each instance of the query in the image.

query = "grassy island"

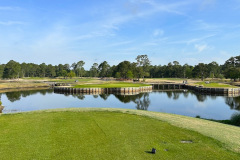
[0,108,239,160]
[194,82,238,88]
[72,82,151,88]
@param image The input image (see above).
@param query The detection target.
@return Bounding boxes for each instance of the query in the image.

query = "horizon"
[1,0,240,68]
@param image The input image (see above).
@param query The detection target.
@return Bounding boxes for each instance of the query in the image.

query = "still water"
[0,89,240,120]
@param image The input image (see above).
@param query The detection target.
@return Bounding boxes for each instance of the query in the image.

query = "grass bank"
[0,109,239,160]
[22,77,97,82]
[194,82,238,88]
[0,81,49,90]
[73,82,150,88]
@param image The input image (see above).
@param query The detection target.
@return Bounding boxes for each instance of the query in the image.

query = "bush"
[230,112,240,126]
[0,101,2,106]
[196,115,201,118]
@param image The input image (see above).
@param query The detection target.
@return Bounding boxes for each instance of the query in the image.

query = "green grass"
[55,78,94,82]
[146,78,187,81]
[73,82,151,88]
[0,110,239,160]
[22,77,52,80]
[194,82,238,88]
[22,77,95,82]
[0,82,49,90]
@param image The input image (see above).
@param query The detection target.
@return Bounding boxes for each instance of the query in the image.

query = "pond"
[0,89,240,120]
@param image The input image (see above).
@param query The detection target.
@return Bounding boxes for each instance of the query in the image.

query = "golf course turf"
[0,109,239,159]
[73,82,150,88]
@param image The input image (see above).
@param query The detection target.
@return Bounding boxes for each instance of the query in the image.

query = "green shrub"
[196,115,201,118]
[230,112,240,126]
[0,101,2,106]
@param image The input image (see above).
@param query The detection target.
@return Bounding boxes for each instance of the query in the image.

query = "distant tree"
[27,63,38,77]
[46,64,56,77]
[183,64,193,78]
[76,61,85,78]
[126,70,134,79]
[90,63,98,77]
[192,63,208,81]
[67,71,76,79]
[98,61,110,77]
[61,70,68,79]
[115,72,121,78]
[208,61,219,79]
[63,64,70,72]
[21,62,28,78]
[166,62,173,77]
[223,55,240,80]
[135,55,151,80]
[3,60,21,79]
[225,67,240,81]
[0,64,5,78]
[115,61,132,78]
[172,61,182,77]
[71,62,77,76]
[38,63,47,77]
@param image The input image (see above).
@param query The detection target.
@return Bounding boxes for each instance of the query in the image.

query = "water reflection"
[114,93,150,110]
[195,94,207,102]
[93,95,98,98]
[225,97,240,110]
[4,90,53,102]
[1,89,240,119]
[72,94,85,100]
[135,93,150,110]
[99,94,110,100]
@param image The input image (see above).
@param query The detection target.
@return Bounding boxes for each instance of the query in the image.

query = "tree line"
[1,55,240,80]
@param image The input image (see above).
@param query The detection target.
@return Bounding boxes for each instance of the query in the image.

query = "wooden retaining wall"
[151,83,184,90]
[54,86,152,95]
[185,85,240,95]
[150,83,240,95]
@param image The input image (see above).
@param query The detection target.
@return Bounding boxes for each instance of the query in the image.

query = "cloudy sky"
[1,0,240,68]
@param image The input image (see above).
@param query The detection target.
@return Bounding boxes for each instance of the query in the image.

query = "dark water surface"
[0,89,240,120]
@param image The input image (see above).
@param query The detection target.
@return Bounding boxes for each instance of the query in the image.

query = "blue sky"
[1,0,240,69]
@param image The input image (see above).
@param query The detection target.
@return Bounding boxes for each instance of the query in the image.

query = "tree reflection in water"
[183,91,189,98]
[72,94,85,100]
[93,95,98,98]
[195,93,207,102]
[135,93,150,110]
[165,91,181,100]
[99,94,110,100]
[225,97,240,110]
[114,93,150,110]
[3,89,240,112]
[6,92,21,102]
[4,89,54,102]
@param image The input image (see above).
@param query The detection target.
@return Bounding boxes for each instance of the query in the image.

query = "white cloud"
[169,34,216,45]
[0,6,21,11]
[195,44,208,52]
[0,21,25,25]
[104,0,192,31]
[193,20,222,31]
[153,29,164,37]
[102,24,119,30]
[194,102,207,108]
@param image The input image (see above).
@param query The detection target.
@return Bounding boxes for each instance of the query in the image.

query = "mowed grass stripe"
[73,82,150,88]
[0,111,239,160]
